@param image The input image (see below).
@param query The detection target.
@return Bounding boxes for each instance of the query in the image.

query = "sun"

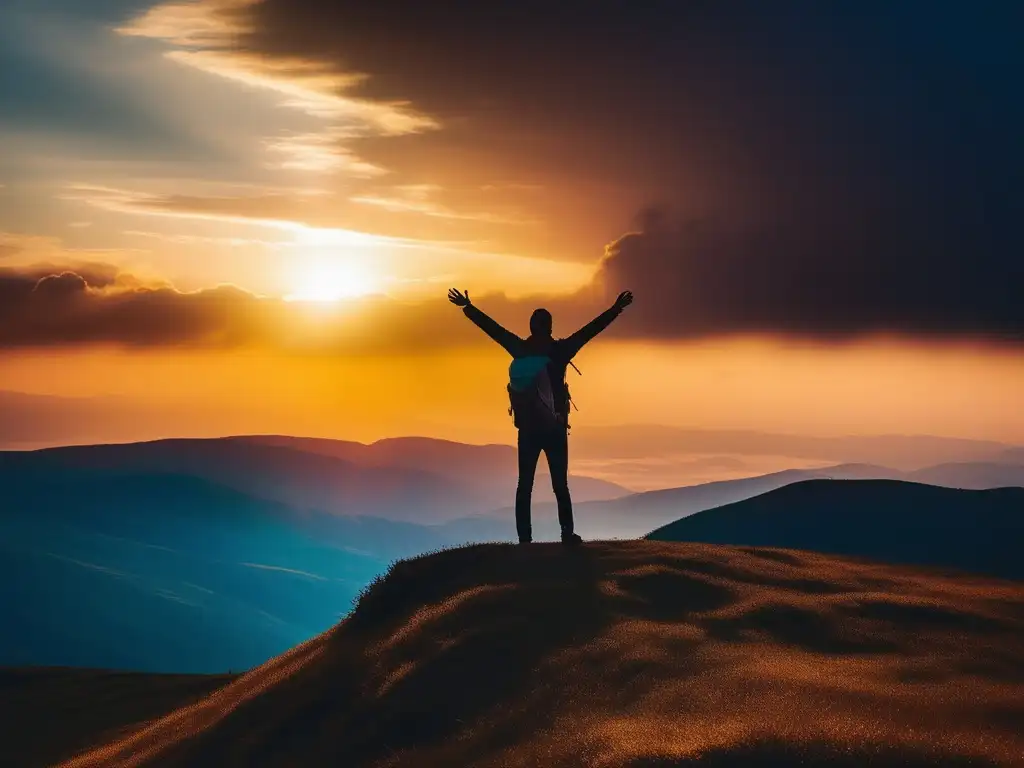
[285,260,378,302]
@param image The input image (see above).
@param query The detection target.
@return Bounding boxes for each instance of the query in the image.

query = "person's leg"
[543,427,576,540]
[516,429,543,543]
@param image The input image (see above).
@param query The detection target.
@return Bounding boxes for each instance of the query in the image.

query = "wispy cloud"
[60,182,492,250]
[115,0,255,48]
[351,184,537,225]
[116,1,437,175]
[122,229,283,248]
[0,229,143,265]
[265,130,387,175]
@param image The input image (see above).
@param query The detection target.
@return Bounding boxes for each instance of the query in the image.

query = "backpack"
[507,356,564,431]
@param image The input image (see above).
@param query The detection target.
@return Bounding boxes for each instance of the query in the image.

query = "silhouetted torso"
[520,334,572,418]
[462,303,623,421]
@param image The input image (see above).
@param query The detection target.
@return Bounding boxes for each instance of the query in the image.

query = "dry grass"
[25,541,1024,767]
[0,668,235,768]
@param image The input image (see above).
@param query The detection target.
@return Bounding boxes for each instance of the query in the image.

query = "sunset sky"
[1,1,1022,462]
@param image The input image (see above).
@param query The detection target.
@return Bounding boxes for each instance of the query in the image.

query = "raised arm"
[448,288,523,357]
[563,290,633,359]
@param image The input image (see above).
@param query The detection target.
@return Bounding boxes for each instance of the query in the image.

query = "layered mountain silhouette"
[0,436,626,523]
[476,460,1024,540]
[24,542,1024,767]
[4,436,1023,673]
[906,461,1024,489]
[649,479,1024,581]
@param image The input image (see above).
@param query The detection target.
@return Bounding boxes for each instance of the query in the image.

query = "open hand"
[613,290,633,310]
[448,288,472,307]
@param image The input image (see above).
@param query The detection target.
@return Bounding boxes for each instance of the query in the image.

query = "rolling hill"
[31,541,1024,767]
[472,463,907,541]
[648,479,1024,581]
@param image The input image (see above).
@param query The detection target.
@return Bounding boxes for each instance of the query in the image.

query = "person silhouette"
[448,287,634,545]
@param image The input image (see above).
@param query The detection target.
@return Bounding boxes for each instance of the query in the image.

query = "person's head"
[529,308,553,338]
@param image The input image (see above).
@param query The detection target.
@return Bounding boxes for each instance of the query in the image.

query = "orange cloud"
[0,263,597,351]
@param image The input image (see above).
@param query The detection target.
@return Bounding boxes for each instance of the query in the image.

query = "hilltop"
[48,541,1023,767]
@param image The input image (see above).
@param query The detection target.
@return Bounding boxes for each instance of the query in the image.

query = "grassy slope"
[41,540,1024,767]
[0,668,235,768]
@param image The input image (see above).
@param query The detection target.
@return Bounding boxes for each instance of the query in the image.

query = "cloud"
[61,183,320,233]
[265,130,387,175]
[61,181,542,254]
[213,0,1024,341]
[0,230,144,266]
[594,208,1024,343]
[0,263,545,351]
[116,0,437,177]
[0,263,281,348]
[2,213,1021,353]
[162,49,435,134]
[115,0,254,48]
[6,4,1024,348]
[350,185,536,225]
[122,230,283,248]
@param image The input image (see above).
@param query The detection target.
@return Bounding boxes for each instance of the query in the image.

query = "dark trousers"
[516,427,573,541]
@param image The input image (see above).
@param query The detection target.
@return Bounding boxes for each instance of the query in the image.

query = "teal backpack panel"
[508,355,551,391]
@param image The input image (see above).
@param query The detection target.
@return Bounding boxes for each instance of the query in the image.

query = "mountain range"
[480,459,1024,540]
[0,436,626,523]
[3,435,1023,673]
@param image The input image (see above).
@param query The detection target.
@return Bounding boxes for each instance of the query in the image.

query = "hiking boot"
[561,532,583,546]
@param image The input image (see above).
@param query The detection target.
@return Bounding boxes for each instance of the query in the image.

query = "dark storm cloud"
[230,0,1023,342]
[594,207,1023,342]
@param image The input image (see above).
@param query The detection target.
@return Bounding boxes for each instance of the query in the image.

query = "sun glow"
[285,259,378,302]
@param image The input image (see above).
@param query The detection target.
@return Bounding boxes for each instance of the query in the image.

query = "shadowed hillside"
[1,668,236,768]
[50,541,1023,767]
[648,480,1024,581]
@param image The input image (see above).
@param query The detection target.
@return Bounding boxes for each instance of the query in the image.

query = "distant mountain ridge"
[648,479,1024,580]
[476,459,1024,541]
[477,462,907,540]
[1,436,627,523]
[4,390,1020,479]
